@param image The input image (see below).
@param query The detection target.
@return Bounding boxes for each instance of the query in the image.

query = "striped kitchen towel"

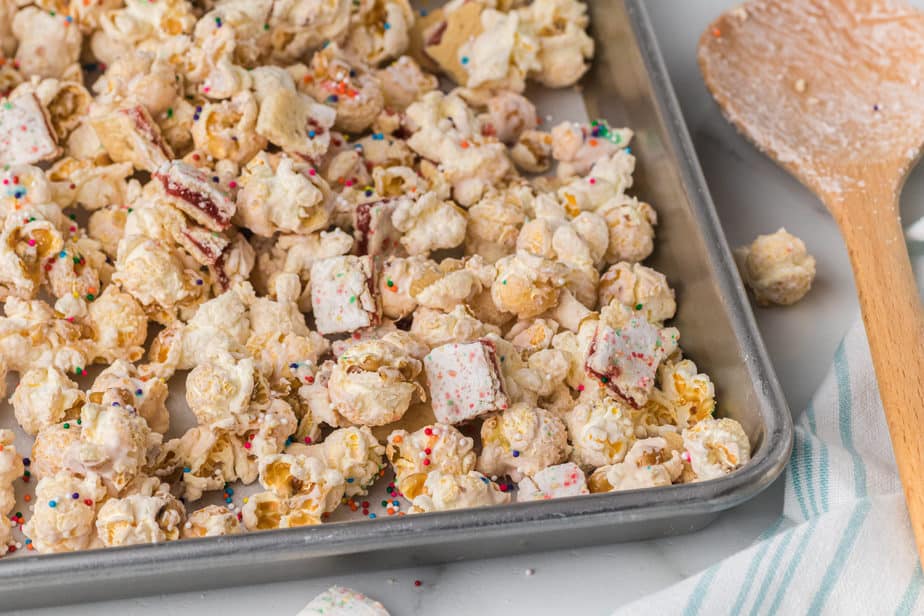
[613,319,922,616]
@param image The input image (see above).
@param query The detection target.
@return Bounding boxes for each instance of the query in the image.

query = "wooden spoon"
[700,0,924,561]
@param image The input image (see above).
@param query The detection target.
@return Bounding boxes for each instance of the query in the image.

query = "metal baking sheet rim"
[0,0,793,606]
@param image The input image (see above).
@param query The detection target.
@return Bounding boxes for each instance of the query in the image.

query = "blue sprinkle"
[392,500,399,506]
[461,56,469,65]
[225,497,232,503]
[368,513,377,519]
[289,363,299,369]
[372,133,384,140]
[624,147,631,154]
[24,539,31,545]
[308,130,316,138]
[328,94,339,103]
[226,488,234,495]
[346,477,355,483]
[512,450,520,458]
[420,9,428,16]
[22,458,30,467]
[384,22,391,30]
[48,500,56,508]
[183,466,191,473]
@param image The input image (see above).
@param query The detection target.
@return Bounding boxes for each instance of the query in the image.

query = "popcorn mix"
[736,228,816,306]
[0,0,752,560]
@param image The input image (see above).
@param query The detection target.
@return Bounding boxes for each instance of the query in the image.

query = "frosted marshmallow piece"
[517,462,588,501]
[298,586,390,616]
[585,320,678,408]
[0,94,60,166]
[310,255,381,335]
[154,160,235,231]
[424,340,509,424]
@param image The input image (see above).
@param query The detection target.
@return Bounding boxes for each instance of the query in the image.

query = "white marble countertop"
[18,1,924,614]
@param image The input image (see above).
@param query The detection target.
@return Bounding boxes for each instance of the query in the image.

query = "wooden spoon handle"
[830,181,924,562]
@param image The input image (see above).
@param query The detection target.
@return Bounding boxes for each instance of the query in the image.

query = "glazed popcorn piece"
[11,367,85,436]
[346,0,415,66]
[517,462,588,502]
[328,339,424,426]
[78,400,152,495]
[598,197,657,265]
[519,0,594,88]
[456,7,539,92]
[0,297,94,376]
[391,191,467,256]
[464,188,528,263]
[185,352,263,430]
[297,426,385,497]
[424,340,510,425]
[478,403,570,481]
[409,470,511,513]
[735,228,816,306]
[13,7,83,80]
[645,360,716,430]
[301,43,385,134]
[96,476,185,547]
[298,585,390,616]
[161,427,257,502]
[90,105,173,173]
[86,286,149,364]
[112,236,202,321]
[411,305,500,349]
[14,78,93,141]
[584,311,679,408]
[567,394,636,468]
[375,56,439,110]
[235,153,333,237]
[588,436,683,492]
[0,93,61,166]
[241,453,345,531]
[91,361,170,435]
[310,255,381,335]
[0,430,23,555]
[182,504,243,539]
[552,121,631,180]
[511,129,553,173]
[23,472,107,554]
[682,417,751,481]
[48,158,137,211]
[0,211,64,301]
[599,262,676,323]
[491,251,568,319]
[386,423,477,500]
[30,423,85,481]
[154,160,236,231]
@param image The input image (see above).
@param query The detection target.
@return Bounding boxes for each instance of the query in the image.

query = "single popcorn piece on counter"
[0,430,23,555]
[735,228,816,306]
[293,426,385,496]
[298,585,390,616]
[89,105,174,173]
[517,462,588,502]
[310,255,381,335]
[598,262,676,323]
[567,394,636,468]
[181,504,242,539]
[584,307,679,408]
[0,93,61,166]
[386,423,477,500]
[11,367,85,436]
[424,339,510,425]
[682,417,751,481]
[95,476,186,547]
[153,160,236,232]
[328,339,425,426]
[23,471,107,554]
[588,436,683,492]
[477,403,570,481]
[409,470,511,513]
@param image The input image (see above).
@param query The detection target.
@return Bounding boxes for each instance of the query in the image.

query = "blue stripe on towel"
[765,519,821,615]
[895,565,923,616]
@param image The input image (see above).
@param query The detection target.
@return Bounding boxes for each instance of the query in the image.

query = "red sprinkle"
[414,580,422,587]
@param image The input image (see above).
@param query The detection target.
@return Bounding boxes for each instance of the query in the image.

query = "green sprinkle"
[166,107,174,119]
[349,295,356,303]
[63,423,70,429]
[501,279,507,285]
[86,294,95,301]
[386,279,394,287]
[601,376,609,384]
[2,102,12,110]
[635,303,643,311]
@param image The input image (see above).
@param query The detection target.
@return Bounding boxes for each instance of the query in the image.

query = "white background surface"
[14,1,924,614]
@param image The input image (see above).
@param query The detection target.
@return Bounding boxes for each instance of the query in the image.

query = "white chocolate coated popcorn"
[409,470,511,513]
[24,472,107,554]
[0,430,23,555]
[478,403,570,481]
[588,436,683,492]
[182,505,242,539]
[300,426,385,496]
[567,394,636,468]
[736,228,816,306]
[682,417,751,481]
[386,423,477,500]
[11,367,85,436]
[96,476,185,547]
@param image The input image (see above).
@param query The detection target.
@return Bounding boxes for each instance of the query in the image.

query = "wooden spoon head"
[699,0,924,208]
